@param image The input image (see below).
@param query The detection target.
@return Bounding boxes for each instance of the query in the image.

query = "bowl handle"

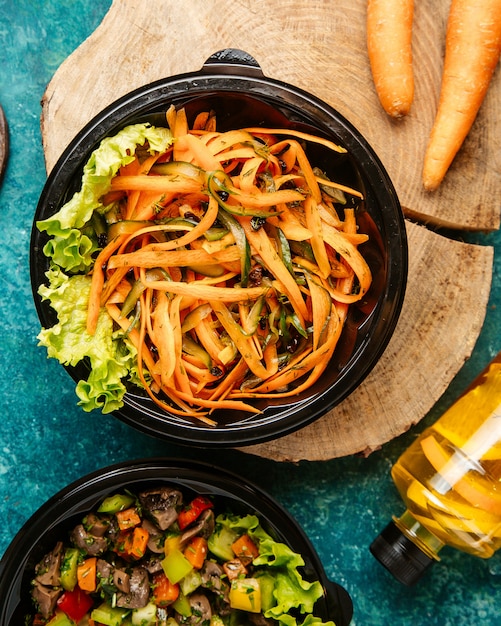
[201,48,265,78]
[324,579,354,626]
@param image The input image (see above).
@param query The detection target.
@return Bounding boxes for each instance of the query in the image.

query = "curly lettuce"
[36,124,173,411]
[37,267,136,413]
[37,123,173,271]
[209,514,337,626]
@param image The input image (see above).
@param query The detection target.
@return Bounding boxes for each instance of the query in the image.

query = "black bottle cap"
[370,520,436,586]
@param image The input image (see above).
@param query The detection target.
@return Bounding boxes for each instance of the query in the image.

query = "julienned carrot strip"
[367,0,415,118]
[133,294,213,420]
[237,216,308,325]
[322,224,372,304]
[315,176,364,200]
[235,313,342,396]
[87,235,128,334]
[243,127,347,154]
[422,0,501,190]
[291,139,322,203]
[209,300,271,380]
[111,174,203,194]
[175,133,221,171]
[143,280,269,302]
[208,358,248,401]
[107,246,240,270]
[305,273,332,350]
[152,292,177,386]
[304,196,331,278]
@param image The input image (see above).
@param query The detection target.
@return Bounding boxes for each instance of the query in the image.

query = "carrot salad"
[37,105,372,422]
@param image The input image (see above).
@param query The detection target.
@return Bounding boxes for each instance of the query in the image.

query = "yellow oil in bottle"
[371,354,501,584]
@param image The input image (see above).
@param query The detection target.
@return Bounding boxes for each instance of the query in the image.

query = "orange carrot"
[367,0,415,118]
[77,557,97,592]
[184,536,208,569]
[120,526,150,560]
[231,534,259,565]
[116,507,141,530]
[422,0,501,190]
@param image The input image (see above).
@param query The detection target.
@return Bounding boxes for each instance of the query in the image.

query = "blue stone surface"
[0,2,500,623]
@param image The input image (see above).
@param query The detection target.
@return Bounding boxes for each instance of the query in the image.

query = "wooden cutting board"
[40,0,497,461]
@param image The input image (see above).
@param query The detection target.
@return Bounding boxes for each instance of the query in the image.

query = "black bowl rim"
[0,457,353,625]
[30,49,408,447]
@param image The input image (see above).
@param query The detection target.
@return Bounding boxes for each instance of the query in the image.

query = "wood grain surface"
[40,0,496,461]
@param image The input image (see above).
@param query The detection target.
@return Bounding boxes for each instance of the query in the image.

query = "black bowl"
[0,458,353,625]
[30,49,408,447]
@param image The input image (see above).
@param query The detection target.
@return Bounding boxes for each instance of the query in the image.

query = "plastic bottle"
[370,352,501,585]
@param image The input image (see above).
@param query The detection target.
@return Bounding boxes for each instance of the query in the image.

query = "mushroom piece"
[139,487,183,530]
[200,560,230,604]
[180,509,215,545]
[35,541,63,586]
[116,567,150,609]
[31,581,61,619]
[83,512,109,537]
[71,523,108,556]
[142,518,165,553]
[113,568,131,593]
[142,555,164,574]
[186,592,212,624]
[223,558,247,581]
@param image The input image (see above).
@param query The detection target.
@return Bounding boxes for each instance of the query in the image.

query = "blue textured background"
[0,1,500,624]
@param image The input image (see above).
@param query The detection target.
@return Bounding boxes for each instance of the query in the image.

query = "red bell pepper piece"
[57,587,94,622]
[177,496,213,530]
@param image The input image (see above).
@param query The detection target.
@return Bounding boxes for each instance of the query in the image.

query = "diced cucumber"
[60,547,79,591]
[180,568,202,596]
[91,602,131,626]
[207,524,239,562]
[131,602,158,625]
[172,591,192,617]
[46,611,75,626]
[97,493,135,514]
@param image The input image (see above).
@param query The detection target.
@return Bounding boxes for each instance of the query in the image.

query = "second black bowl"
[0,458,353,624]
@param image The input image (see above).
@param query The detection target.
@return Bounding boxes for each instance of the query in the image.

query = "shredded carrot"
[77,107,372,421]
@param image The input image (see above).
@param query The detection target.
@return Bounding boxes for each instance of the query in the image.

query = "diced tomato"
[57,587,94,622]
[177,496,213,530]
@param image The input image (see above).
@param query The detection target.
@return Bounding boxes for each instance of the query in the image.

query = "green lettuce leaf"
[211,514,336,626]
[37,123,173,272]
[36,123,173,409]
[37,266,135,413]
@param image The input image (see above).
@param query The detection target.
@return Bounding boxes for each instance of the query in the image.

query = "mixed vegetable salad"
[30,485,337,625]
[36,105,371,421]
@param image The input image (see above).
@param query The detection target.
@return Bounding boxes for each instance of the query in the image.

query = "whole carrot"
[367,0,415,118]
[423,0,501,191]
